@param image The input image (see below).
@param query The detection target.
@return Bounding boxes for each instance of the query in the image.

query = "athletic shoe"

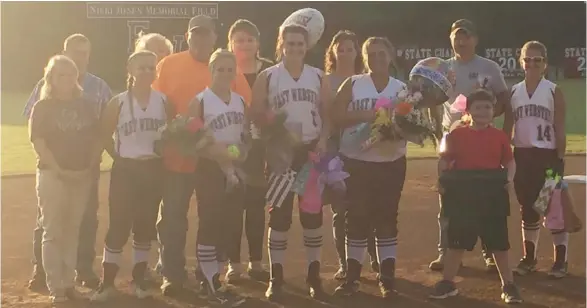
[89,284,117,302]
[429,280,459,299]
[333,280,359,297]
[131,280,151,299]
[485,257,498,273]
[513,257,537,276]
[225,262,243,284]
[205,274,247,307]
[501,283,523,304]
[266,263,284,302]
[161,278,183,297]
[548,261,568,279]
[429,253,445,271]
[28,265,47,292]
[378,258,396,299]
[306,261,326,300]
[247,262,270,282]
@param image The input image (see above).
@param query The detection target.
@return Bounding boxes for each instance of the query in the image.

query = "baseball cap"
[450,19,477,36]
[188,15,215,32]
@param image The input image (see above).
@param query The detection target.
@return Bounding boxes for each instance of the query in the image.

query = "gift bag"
[543,182,564,230]
[533,169,560,216]
[561,183,582,233]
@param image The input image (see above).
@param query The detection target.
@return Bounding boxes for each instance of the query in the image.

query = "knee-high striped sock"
[268,228,287,265]
[303,228,322,265]
[102,246,122,285]
[375,237,398,263]
[345,238,367,263]
[522,221,540,259]
[551,230,569,262]
[197,244,218,288]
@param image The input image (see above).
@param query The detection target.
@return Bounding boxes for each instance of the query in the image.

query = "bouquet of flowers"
[351,57,455,153]
[154,115,214,157]
[155,115,249,190]
[253,109,302,175]
[291,151,350,214]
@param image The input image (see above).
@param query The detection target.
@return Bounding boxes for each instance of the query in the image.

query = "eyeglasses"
[523,57,545,64]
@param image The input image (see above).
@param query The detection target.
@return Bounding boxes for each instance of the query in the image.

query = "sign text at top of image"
[86,2,218,19]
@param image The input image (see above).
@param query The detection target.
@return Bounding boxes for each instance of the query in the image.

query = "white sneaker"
[225,262,243,283]
[131,281,151,299]
[50,290,68,304]
[89,284,117,302]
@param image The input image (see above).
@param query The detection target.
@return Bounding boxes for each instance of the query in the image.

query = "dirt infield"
[2,157,585,308]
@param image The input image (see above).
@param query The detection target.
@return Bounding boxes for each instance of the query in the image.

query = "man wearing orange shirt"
[153,15,251,297]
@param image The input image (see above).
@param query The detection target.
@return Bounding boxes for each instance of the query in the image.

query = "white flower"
[397,88,409,100]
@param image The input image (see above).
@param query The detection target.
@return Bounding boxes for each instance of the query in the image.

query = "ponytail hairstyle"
[39,55,83,101]
[275,25,309,62]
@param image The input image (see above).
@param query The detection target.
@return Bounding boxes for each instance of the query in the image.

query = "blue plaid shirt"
[23,72,113,118]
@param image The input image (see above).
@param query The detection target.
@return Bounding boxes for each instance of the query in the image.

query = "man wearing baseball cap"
[429,19,510,272]
[153,14,250,304]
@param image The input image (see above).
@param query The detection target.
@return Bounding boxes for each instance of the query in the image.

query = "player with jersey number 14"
[503,41,570,279]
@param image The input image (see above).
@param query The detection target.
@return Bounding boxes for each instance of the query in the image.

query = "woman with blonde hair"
[190,48,248,306]
[91,50,172,301]
[224,18,273,282]
[29,55,102,303]
[135,31,174,63]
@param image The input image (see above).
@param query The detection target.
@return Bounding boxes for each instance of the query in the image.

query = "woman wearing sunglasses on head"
[503,41,569,279]
[251,24,332,301]
[91,51,172,301]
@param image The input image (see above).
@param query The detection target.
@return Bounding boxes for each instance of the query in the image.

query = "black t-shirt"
[30,97,100,170]
[244,58,274,88]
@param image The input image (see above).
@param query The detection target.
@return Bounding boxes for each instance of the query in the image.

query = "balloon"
[280,8,325,48]
[408,57,456,108]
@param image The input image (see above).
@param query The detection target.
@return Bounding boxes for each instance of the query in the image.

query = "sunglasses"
[523,56,545,64]
[286,41,305,47]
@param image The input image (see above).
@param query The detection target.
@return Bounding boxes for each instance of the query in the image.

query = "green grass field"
[2,79,585,176]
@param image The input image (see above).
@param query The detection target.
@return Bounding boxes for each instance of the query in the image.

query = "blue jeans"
[156,171,196,284]
[33,168,99,277]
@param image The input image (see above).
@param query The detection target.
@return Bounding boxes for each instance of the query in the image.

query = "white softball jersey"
[511,78,557,149]
[115,90,167,158]
[197,87,246,145]
[264,62,323,143]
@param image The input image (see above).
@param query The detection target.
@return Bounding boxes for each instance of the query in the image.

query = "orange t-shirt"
[153,51,252,173]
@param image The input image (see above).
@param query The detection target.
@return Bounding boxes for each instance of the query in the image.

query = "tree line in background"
[1,1,585,91]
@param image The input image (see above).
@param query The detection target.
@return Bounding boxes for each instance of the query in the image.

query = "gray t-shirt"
[442,55,508,128]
